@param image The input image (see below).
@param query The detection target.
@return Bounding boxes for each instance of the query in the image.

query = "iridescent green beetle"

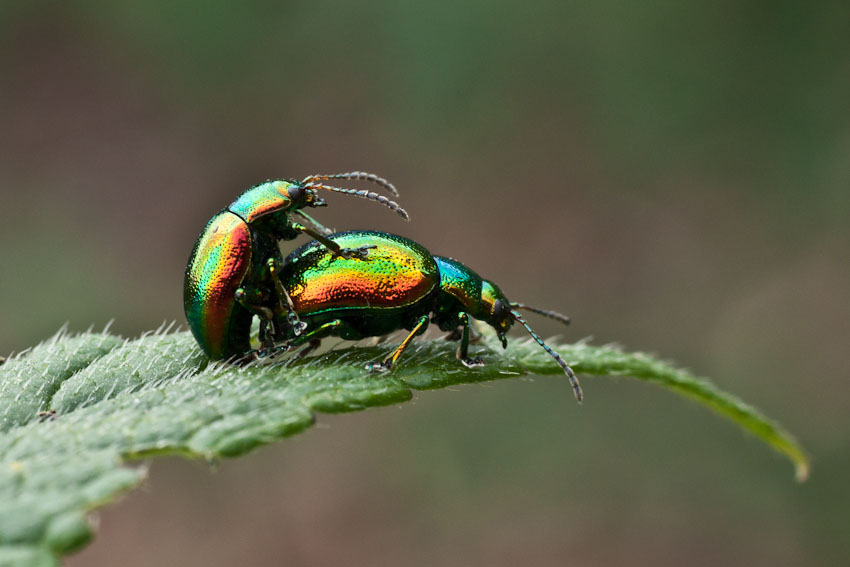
[183,174,408,360]
[270,230,583,402]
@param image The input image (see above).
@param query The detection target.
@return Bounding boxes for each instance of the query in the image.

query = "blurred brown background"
[1,1,848,565]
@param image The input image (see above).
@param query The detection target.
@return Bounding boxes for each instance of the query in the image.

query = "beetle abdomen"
[282,231,439,315]
[184,211,253,359]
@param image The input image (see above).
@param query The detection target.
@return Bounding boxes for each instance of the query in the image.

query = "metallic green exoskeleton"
[271,230,583,401]
[183,173,408,360]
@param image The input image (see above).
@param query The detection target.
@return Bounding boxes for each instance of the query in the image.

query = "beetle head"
[435,256,582,401]
[281,183,326,209]
[480,280,514,347]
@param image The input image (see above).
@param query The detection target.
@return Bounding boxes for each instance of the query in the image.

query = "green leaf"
[0,328,809,564]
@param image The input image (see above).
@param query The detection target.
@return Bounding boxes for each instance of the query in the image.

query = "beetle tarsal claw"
[287,313,307,336]
[339,245,376,260]
[366,361,392,373]
[461,357,485,369]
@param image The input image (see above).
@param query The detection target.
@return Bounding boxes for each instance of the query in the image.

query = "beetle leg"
[238,321,342,363]
[267,258,307,336]
[296,338,322,359]
[292,222,344,254]
[282,320,343,349]
[292,222,375,260]
[245,320,340,361]
[456,312,485,368]
[368,315,430,373]
[445,325,481,343]
[292,210,333,236]
[235,288,276,350]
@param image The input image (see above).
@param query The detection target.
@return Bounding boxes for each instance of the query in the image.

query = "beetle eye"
[287,185,304,203]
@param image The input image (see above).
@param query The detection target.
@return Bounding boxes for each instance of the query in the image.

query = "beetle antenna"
[510,303,571,326]
[511,310,583,403]
[302,172,399,197]
[303,183,410,221]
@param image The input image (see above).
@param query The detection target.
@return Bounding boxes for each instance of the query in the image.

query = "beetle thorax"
[228,180,296,224]
[433,256,483,317]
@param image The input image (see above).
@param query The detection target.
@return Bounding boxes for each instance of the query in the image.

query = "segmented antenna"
[511,311,583,403]
[302,172,399,197]
[303,183,410,220]
[510,303,571,326]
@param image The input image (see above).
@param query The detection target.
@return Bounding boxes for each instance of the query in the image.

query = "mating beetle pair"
[184,175,582,401]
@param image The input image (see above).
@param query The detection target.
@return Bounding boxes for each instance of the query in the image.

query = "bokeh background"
[1,1,848,565]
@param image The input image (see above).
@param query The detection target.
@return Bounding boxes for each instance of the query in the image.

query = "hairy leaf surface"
[0,328,809,564]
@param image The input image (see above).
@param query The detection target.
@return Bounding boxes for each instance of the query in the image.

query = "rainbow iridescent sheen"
[282,231,438,316]
[433,256,483,314]
[184,211,254,359]
[433,256,512,333]
[184,174,406,361]
[480,280,509,319]
[228,181,295,223]
[271,230,527,373]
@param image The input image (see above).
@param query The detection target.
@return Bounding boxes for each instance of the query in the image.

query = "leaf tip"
[794,460,811,483]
